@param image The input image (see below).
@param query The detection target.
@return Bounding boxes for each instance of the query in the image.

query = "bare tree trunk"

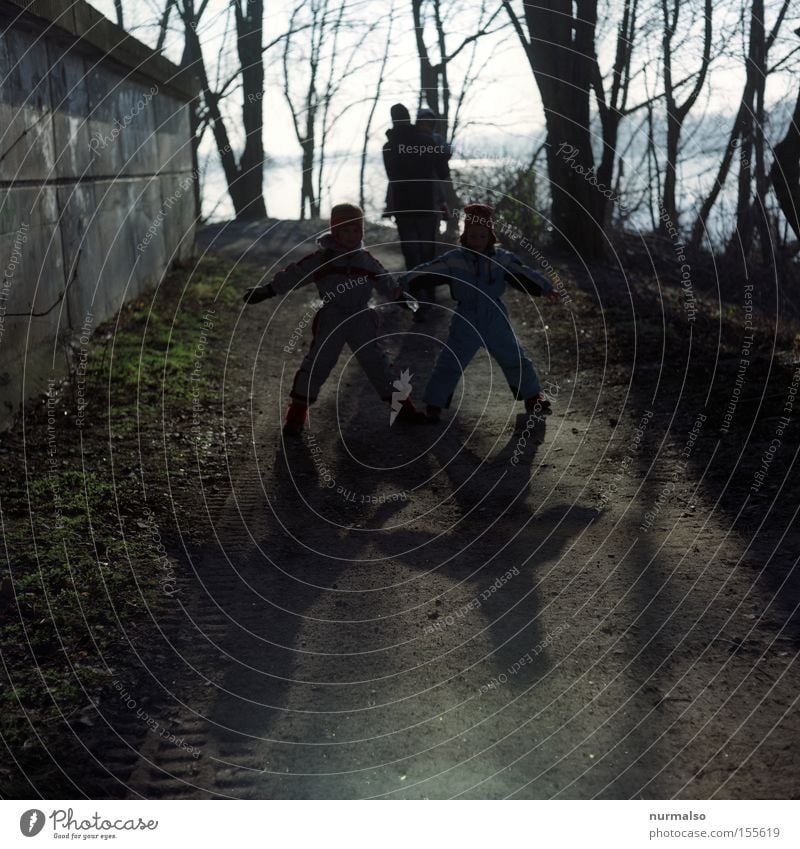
[301,140,317,219]
[360,12,394,210]
[283,1,326,219]
[771,83,800,242]
[283,1,380,219]
[234,0,268,220]
[182,1,240,207]
[691,0,790,249]
[690,95,752,248]
[432,0,449,130]
[413,0,499,139]
[179,39,202,221]
[753,31,771,265]
[646,101,661,231]
[316,2,347,214]
[412,0,445,120]
[157,0,175,53]
[503,0,606,257]
[661,0,712,229]
[180,0,267,220]
[731,0,764,256]
[592,0,637,229]
[114,0,124,29]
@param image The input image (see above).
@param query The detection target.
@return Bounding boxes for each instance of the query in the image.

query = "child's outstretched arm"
[398,253,456,295]
[495,250,554,298]
[357,254,420,312]
[242,250,325,304]
[242,283,276,303]
[358,253,403,299]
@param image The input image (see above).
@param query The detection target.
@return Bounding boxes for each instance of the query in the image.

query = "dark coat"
[383,124,448,213]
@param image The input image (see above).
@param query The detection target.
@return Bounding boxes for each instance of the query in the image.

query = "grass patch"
[0,255,256,796]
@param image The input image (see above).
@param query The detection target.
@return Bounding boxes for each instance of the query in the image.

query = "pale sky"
[87,0,800,232]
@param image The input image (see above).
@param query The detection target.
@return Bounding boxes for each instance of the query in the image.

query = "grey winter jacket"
[271,234,402,311]
[403,246,553,325]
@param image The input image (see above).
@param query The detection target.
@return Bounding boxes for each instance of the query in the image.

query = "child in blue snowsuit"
[403,203,556,421]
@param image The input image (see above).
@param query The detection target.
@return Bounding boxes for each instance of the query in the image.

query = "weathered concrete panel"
[56,180,96,326]
[115,80,162,178]
[0,185,68,414]
[83,178,168,319]
[46,37,94,181]
[0,185,64,350]
[157,172,197,266]
[0,24,58,182]
[153,91,193,174]
[0,0,199,427]
[85,64,160,179]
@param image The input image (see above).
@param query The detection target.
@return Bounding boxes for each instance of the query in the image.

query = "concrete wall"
[0,0,198,425]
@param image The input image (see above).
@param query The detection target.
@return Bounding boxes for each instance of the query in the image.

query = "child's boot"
[283,400,308,436]
[525,393,551,414]
[393,398,429,424]
[425,404,442,423]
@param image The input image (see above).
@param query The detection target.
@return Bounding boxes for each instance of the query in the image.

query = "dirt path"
[115,220,798,799]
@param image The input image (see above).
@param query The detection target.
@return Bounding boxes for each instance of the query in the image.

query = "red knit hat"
[330,203,364,240]
[462,203,497,244]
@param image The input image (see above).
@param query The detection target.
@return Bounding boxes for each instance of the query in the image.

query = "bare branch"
[156,0,175,53]
[501,0,531,59]
[440,6,505,67]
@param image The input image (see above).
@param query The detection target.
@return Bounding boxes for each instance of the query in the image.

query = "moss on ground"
[0,255,256,796]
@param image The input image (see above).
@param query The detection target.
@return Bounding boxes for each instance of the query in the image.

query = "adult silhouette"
[382,103,449,319]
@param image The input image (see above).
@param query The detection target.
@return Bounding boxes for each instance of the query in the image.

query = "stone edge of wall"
[3,0,199,100]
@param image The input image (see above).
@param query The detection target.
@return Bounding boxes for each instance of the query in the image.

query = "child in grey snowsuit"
[243,203,424,434]
[402,203,556,421]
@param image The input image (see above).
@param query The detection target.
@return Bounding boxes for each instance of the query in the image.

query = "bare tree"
[660,0,712,228]
[646,100,663,231]
[690,0,792,249]
[409,2,504,236]
[236,0,267,219]
[360,11,395,210]
[730,0,795,259]
[156,0,176,53]
[315,1,347,211]
[410,0,502,141]
[592,0,639,229]
[179,0,267,219]
[771,33,800,242]
[502,0,607,256]
[283,0,380,219]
